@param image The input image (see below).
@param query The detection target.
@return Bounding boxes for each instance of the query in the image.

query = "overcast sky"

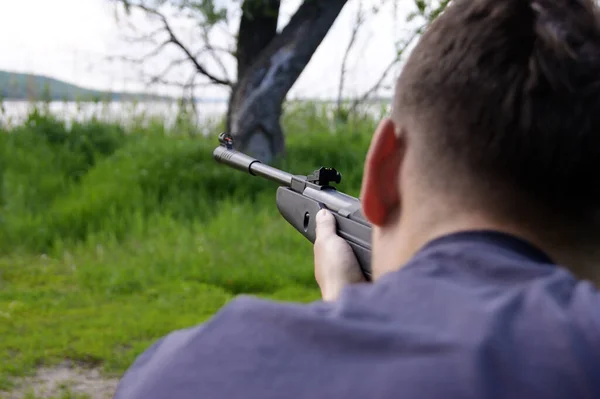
[0,0,418,99]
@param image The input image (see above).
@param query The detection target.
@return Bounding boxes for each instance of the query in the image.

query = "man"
[114,0,600,397]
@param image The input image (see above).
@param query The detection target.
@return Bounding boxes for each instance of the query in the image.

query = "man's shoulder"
[211,293,335,324]
[114,271,600,399]
[160,293,336,349]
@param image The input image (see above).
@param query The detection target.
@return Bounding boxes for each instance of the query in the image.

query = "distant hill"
[0,70,222,103]
[0,70,393,105]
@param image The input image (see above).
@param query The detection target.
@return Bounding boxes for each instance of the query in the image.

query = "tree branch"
[121,26,165,45]
[200,24,233,85]
[146,58,191,85]
[124,3,234,86]
[142,75,212,90]
[236,0,281,80]
[336,0,366,118]
[348,26,423,114]
[334,0,450,117]
[138,39,172,62]
[108,46,221,68]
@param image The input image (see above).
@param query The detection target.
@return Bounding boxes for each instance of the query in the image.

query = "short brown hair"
[394,0,600,215]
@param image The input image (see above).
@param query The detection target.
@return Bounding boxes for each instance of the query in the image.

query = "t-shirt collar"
[417,229,555,265]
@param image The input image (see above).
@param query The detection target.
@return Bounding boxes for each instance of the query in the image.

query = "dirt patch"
[1,363,119,399]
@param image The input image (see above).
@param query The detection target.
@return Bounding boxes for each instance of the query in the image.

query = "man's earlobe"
[360,118,404,226]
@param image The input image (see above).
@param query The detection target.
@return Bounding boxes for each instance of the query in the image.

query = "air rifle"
[213,133,373,280]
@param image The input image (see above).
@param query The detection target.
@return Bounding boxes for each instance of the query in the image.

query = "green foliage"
[193,0,228,25]
[0,110,128,254]
[407,0,451,23]
[0,101,376,394]
[123,0,229,26]
[20,386,91,399]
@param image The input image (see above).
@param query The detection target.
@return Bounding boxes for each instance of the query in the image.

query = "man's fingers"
[315,209,336,240]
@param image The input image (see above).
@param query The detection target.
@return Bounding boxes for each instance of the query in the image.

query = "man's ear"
[360,118,404,226]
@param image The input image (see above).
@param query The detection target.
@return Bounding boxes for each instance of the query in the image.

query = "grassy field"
[0,102,379,397]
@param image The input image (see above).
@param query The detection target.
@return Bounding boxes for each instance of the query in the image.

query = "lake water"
[0,100,392,135]
[0,100,228,134]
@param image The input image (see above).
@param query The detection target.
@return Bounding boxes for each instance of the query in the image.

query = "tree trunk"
[236,0,281,80]
[226,0,349,163]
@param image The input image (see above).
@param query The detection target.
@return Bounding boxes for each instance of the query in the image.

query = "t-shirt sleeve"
[572,280,600,353]
[112,295,328,398]
[112,323,208,398]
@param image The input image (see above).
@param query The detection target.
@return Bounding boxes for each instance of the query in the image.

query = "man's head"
[360,0,600,280]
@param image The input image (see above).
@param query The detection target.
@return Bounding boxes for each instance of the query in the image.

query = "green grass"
[13,385,92,399]
[0,101,378,393]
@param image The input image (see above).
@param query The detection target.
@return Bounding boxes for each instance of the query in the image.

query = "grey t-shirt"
[113,231,600,398]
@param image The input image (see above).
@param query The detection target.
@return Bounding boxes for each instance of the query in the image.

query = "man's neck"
[379,206,600,287]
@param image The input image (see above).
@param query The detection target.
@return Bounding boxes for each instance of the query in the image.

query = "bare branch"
[146,57,191,85]
[184,73,199,120]
[140,39,172,61]
[141,75,212,90]
[348,27,422,113]
[120,27,166,45]
[123,2,234,87]
[336,0,450,117]
[200,24,233,84]
[108,45,220,68]
[336,0,366,118]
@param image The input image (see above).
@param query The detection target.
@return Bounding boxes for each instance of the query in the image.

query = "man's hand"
[314,209,367,301]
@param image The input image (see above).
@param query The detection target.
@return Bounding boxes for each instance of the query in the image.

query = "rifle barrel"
[213,145,294,187]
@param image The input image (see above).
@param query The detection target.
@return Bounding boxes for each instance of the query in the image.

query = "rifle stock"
[213,133,372,280]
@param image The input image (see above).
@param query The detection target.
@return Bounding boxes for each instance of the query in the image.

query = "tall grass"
[0,100,379,391]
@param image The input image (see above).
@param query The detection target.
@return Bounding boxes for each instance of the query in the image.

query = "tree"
[112,0,348,162]
[110,0,450,162]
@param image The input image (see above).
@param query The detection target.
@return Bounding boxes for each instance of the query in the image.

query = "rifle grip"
[276,187,372,279]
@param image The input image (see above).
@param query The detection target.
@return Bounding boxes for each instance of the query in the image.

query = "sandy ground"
[0,363,119,399]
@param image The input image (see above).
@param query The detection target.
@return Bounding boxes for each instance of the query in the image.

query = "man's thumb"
[316,209,336,239]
